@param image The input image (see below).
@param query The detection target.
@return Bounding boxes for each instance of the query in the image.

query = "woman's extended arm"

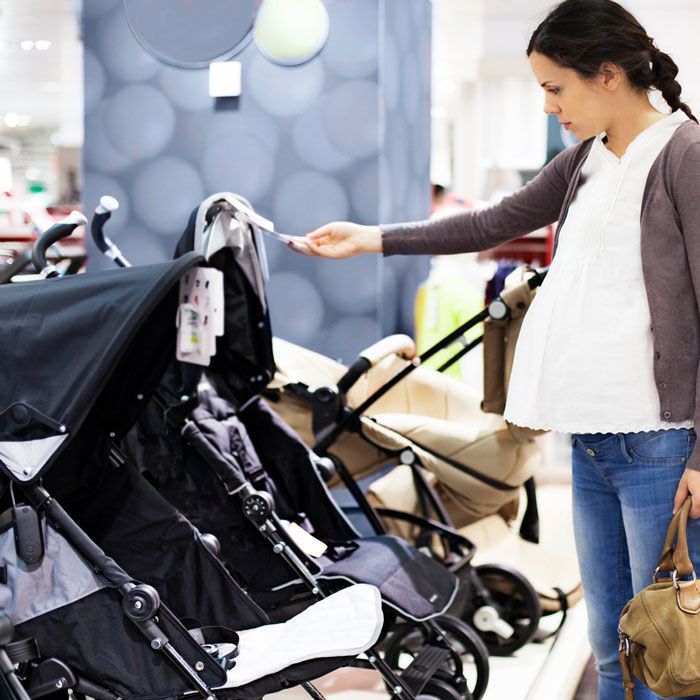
[299,143,581,259]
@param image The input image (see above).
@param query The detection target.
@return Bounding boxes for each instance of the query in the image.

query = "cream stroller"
[267,268,582,652]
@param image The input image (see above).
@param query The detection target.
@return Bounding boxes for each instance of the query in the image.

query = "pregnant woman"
[291,2,700,698]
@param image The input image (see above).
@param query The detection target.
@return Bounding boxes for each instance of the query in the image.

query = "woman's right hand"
[289,222,382,259]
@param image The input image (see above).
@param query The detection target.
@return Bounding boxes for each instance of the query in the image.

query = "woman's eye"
[548,87,560,95]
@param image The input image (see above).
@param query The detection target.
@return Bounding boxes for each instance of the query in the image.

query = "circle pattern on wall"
[273,171,349,234]
[254,0,329,66]
[247,52,324,117]
[267,271,324,344]
[104,84,175,160]
[123,0,256,68]
[131,157,205,234]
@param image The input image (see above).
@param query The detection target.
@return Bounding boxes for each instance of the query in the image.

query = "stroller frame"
[88,198,484,700]
[271,272,550,655]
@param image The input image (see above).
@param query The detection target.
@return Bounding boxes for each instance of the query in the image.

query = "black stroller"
[0,216,387,700]
[89,195,492,700]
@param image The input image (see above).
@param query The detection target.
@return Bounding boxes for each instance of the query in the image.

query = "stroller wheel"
[383,614,489,700]
[418,677,472,700]
[468,564,542,656]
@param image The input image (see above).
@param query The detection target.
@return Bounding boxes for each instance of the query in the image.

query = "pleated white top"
[504,110,693,434]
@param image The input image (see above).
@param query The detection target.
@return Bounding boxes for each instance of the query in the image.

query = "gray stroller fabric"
[0,519,105,626]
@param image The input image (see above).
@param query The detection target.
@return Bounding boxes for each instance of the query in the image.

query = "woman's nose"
[543,100,561,116]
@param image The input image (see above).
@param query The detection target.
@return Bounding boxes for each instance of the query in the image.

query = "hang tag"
[232,200,274,233]
[177,267,224,365]
[208,269,225,337]
[280,520,328,558]
[177,303,210,365]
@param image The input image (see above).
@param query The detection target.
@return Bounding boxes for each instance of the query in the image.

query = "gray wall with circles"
[82,0,431,362]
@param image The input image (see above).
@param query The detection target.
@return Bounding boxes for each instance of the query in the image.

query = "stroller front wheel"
[383,614,489,700]
[417,677,472,700]
[467,563,541,656]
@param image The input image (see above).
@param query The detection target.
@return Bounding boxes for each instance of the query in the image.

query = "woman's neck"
[602,99,666,158]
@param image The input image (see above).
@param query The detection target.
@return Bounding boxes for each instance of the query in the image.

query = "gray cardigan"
[382,119,700,470]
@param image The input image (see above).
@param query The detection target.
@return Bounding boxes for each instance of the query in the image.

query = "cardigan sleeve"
[675,141,700,471]
[381,143,581,257]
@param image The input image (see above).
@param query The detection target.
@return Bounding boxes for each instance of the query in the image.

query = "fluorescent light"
[34,40,51,51]
[19,40,34,51]
[3,113,19,127]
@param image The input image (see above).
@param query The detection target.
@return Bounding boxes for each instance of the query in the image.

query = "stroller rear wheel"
[417,676,472,700]
[383,614,489,700]
[467,564,541,656]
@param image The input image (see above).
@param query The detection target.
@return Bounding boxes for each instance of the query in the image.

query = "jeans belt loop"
[619,433,633,463]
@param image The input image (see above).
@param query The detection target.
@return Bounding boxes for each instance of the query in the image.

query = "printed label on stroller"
[176,267,224,366]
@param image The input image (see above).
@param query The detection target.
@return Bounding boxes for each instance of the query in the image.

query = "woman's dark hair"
[527,0,697,123]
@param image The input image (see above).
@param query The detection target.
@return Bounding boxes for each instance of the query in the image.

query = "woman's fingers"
[674,469,700,518]
[286,238,318,256]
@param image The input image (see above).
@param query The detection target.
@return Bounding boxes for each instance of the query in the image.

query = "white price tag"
[177,267,224,365]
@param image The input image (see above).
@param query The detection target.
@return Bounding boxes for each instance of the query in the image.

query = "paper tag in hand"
[280,520,328,558]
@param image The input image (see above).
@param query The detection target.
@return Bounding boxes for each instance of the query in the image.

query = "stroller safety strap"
[218,584,383,688]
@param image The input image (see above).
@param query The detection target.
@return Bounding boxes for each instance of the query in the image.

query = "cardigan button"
[664,411,672,419]
[586,448,596,457]
[659,382,667,390]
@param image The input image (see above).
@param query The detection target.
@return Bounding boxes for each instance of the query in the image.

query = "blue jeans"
[571,428,700,700]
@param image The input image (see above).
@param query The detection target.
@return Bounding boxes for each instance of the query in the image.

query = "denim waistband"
[572,428,694,458]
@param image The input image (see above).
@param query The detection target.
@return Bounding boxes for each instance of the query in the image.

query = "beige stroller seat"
[267,268,582,618]
[271,338,540,524]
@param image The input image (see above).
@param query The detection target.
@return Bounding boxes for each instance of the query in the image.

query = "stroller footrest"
[400,644,451,695]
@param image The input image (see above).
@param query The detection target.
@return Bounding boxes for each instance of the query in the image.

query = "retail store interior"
[1,1,699,699]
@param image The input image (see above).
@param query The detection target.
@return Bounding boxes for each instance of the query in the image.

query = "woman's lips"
[563,122,572,131]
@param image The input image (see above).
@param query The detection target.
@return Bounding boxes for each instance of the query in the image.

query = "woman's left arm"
[672,140,700,518]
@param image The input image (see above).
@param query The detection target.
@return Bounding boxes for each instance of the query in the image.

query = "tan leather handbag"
[618,497,700,699]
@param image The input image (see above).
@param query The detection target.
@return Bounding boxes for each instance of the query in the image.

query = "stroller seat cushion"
[317,535,459,621]
[362,414,539,491]
[219,584,383,688]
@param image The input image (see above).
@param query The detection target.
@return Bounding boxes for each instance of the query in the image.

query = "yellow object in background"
[414,270,484,382]
[254,0,330,66]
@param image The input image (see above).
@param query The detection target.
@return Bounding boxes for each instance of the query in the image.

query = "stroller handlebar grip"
[32,211,87,277]
[91,196,131,267]
[359,334,416,367]
[336,334,416,395]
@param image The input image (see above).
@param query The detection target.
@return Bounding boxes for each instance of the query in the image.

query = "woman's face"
[529,50,614,140]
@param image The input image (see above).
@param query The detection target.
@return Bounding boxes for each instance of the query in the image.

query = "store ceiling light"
[35,40,52,51]
[3,113,31,128]
[253,0,329,66]
[20,40,34,51]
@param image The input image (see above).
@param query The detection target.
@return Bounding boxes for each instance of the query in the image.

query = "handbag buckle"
[618,635,630,656]
[671,569,697,590]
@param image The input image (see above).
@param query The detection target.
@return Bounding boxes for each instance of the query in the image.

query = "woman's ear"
[598,62,623,91]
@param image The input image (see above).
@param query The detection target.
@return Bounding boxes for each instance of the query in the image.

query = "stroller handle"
[337,335,416,394]
[90,195,131,268]
[32,211,87,278]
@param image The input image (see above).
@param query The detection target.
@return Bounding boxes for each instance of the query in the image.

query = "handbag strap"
[619,649,635,700]
[657,497,694,576]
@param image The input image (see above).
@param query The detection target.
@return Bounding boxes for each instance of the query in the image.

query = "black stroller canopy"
[0,252,202,484]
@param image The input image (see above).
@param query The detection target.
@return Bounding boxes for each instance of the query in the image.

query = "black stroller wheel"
[469,564,541,656]
[417,677,472,700]
[383,614,489,700]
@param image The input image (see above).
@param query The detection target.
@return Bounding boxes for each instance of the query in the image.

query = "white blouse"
[504,110,693,434]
